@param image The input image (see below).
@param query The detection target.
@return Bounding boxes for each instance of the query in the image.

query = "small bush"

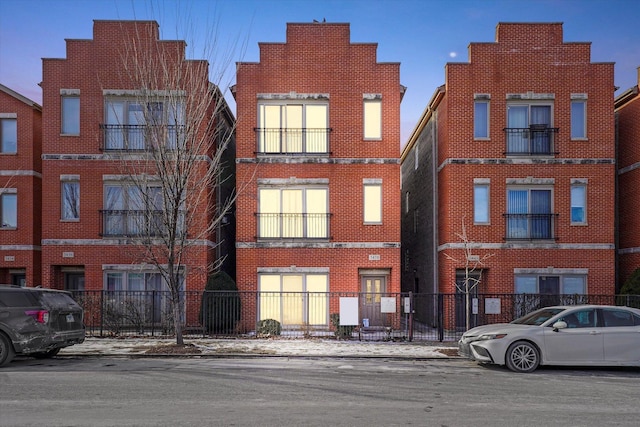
[257,319,281,336]
[200,271,241,334]
[330,313,355,339]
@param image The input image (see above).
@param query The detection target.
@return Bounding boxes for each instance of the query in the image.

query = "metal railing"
[256,213,331,239]
[255,128,331,155]
[99,210,185,238]
[504,126,559,156]
[100,124,185,151]
[503,213,558,240]
[68,290,640,342]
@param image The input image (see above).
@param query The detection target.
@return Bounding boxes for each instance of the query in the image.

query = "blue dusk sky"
[1,0,638,145]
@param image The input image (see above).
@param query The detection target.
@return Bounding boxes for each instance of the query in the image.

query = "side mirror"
[552,321,567,332]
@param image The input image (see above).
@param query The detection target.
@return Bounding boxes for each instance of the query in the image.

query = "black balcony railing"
[257,213,331,239]
[100,210,167,237]
[504,126,559,156]
[255,128,331,155]
[100,124,185,151]
[503,213,558,240]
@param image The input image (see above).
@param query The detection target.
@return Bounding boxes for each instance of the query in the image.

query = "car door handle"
[589,331,601,335]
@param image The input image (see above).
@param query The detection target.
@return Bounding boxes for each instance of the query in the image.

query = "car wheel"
[0,332,16,367]
[505,340,540,373]
[32,348,61,359]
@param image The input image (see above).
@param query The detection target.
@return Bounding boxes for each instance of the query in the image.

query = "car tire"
[0,332,16,367]
[32,348,61,359]
[505,340,540,373]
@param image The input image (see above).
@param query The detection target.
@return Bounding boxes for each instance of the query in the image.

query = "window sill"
[0,227,17,231]
[61,219,80,223]
[571,138,588,142]
[570,222,588,226]
[0,152,17,155]
[60,133,80,137]
[473,137,491,142]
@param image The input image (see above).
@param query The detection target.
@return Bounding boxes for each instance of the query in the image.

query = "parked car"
[458,305,640,373]
[0,285,85,366]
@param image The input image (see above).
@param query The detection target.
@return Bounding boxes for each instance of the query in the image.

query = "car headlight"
[478,333,507,340]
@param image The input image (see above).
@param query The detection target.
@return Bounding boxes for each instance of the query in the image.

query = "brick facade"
[0,85,42,287]
[401,23,616,325]
[234,23,402,330]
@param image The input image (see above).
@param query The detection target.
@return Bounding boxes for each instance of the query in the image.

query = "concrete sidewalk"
[58,337,460,359]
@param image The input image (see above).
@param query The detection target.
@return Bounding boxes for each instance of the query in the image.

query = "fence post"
[151,290,156,337]
[437,293,444,342]
[408,292,414,342]
[100,290,104,337]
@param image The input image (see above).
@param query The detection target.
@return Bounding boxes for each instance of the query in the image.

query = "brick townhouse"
[615,67,640,286]
[233,22,403,331]
[39,19,235,309]
[401,23,616,327]
[0,84,42,287]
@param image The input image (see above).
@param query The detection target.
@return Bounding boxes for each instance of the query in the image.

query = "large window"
[61,95,80,135]
[1,192,17,228]
[515,275,586,294]
[257,103,328,154]
[363,181,382,224]
[506,188,553,239]
[259,273,328,326]
[474,99,489,139]
[0,117,17,153]
[363,98,381,140]
[571,183,586,224]
[103,99,184,150]
[103,183,176,237]
[571,100,586,139]
[258,187,328,239]
[506,104,554,155]
[474,183,489,224]
[61,179,80,221]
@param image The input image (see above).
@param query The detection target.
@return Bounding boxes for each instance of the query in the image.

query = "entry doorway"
[360,275,387,327]
[65,272,85,291]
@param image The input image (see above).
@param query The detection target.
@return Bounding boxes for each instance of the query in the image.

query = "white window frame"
[61,91,80,135]
[0,115,17,153]
[570,180,587,225]
[61,177,80,221]
[473,95,490,140]
[570,98,587,140]
[0,190,17,229]
[363,180,382,224]
[258,273,328,326]
[473,181,490,224]
[363,96,382,140]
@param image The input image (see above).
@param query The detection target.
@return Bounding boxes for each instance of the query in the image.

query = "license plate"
[66,314,75,323]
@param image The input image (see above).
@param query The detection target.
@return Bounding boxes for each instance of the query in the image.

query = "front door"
[361,276,386,327]
[64,272,85,291]
[539,276,560,307]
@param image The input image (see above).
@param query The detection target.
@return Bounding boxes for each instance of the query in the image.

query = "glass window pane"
[571,101,586,139]
[515,276,537,293]
[364,184,382,223]
[474,185,489,223]
[474,101,488,138]
[305,105,327,153]
[259,275,281,321]
[62,97,80,134]
[571,185,585,223]
[563,276,585,294]
[1,119,17,153]
[364,100,381,139]
[62,181,80,220]
[1,194,17,228]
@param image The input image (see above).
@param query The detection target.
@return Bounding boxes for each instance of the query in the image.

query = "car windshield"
[510,308,565,326]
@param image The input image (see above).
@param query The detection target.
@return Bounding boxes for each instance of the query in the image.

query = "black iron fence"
[69,290,640,342]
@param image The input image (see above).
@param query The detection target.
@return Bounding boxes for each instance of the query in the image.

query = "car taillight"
[25,310,49,324]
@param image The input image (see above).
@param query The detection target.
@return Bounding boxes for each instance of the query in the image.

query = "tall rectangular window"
[61,96,80,135]
[506,188,553,239]
[571,100,586,139]
[258,273,328,326]
[257,103,328,154]
[0,118,17,153]
[363,99,381,140]
[61,180,80,220]
[571,183,586,224]
[474,184,489,224]
[1,192,17,228]
[506,103,553,155]
[474,100,489,139]
[363,181,382,224]
[258,187,328,239]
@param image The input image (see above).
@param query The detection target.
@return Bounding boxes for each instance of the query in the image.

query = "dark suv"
[0,286,85,366]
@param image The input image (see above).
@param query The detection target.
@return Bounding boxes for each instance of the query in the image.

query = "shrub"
[200,271,241,334]
[257,319,281,336]
[618,268,640,308]
[330,313,355,339]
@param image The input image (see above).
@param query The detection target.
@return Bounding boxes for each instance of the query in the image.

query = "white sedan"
[458,305,640,373]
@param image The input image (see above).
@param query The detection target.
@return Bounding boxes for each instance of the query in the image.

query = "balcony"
[257,213,331,239]
[100,210,169,237]
[100,124,185,151]
[503,126,559,156]
[255,128,331,155]
[503,213,558,241]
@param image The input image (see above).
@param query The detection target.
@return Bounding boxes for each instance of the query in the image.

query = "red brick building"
[39,20,234,301]
[401,23,616,325]
[234,23,403,330]
[0,84,42,287]
[615,67,640,286]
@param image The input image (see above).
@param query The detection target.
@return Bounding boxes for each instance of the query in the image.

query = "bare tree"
[445,218,494,331]
[103,21,238,345]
